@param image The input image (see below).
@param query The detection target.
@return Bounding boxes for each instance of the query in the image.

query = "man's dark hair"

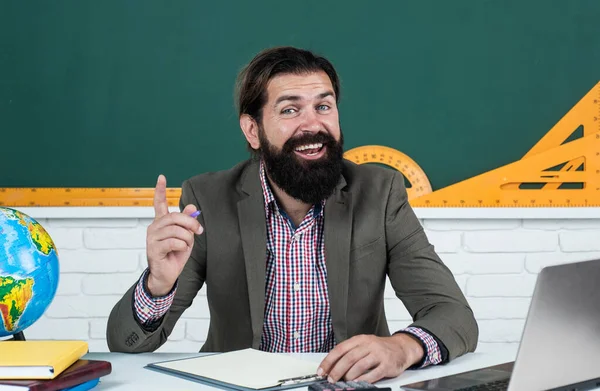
[235,46,341,125]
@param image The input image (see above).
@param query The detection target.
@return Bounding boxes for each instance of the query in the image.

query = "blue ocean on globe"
[0,207,60,338]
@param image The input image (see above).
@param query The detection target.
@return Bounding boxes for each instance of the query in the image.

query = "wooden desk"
[84,345,524,390]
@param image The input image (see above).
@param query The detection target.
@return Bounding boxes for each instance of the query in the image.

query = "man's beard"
[258,126,344,205]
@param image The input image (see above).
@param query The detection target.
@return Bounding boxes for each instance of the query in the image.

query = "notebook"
[0,341,89,380]
[58,378,100,391]
[0,359,111,391]
[146,348,324,391]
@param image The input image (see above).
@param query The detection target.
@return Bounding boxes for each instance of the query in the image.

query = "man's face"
[260,71,341,158]
[257,71,344,204]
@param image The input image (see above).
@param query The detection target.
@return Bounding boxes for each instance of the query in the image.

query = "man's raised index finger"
[153,174,169,218]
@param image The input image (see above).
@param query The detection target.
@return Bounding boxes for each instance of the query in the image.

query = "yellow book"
[0,340,88,380]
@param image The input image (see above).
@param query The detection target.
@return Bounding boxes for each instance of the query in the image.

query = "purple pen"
[190,210,201,218]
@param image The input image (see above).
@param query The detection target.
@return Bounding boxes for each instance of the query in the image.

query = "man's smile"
[294,142,326,160]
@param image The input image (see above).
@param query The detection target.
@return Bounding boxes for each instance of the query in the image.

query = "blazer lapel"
[324,176,352,343]
[237,161,267,348]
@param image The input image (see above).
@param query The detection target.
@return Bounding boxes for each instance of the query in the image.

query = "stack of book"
[0,340,111,391]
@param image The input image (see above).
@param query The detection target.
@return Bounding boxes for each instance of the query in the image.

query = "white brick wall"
[15,217,600,354]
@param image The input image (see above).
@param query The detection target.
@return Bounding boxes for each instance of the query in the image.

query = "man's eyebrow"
[274,91,336,106]
[317,91,335,100]
[274,95,301,106]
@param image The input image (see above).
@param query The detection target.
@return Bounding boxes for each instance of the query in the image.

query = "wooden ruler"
[343,145,432,200]
[0,187,182,207]
[411,81,600,207]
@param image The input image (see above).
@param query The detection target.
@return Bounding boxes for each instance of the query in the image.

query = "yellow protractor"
[344,145,432,200]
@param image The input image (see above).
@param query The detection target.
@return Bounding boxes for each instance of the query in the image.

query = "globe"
[0,207,59,338]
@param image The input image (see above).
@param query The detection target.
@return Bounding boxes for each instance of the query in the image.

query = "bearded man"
[107,46,478,383]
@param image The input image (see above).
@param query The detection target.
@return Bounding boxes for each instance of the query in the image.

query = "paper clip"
[278,374,326,387]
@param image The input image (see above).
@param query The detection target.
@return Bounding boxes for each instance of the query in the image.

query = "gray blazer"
[106,159,478,360]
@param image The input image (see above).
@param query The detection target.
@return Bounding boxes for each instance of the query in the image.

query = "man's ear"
[240,114,260,150]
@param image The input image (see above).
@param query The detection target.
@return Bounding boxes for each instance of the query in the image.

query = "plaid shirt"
[133,162,442,366]
[258,161,333,352]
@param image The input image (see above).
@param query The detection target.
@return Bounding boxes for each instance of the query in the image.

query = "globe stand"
[2,332,26,341]
[11,331,26,341]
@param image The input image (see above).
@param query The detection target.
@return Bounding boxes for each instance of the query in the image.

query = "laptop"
[401,258,600,391]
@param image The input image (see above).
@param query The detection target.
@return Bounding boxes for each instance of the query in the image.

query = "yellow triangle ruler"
[411,81,600,207]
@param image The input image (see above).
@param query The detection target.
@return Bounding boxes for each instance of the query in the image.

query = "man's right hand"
[145,175,204,296]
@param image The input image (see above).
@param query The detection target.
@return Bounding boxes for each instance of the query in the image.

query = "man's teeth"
[295,143,323,152]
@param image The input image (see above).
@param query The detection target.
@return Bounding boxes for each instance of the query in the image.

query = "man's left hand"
[317,333,425,383]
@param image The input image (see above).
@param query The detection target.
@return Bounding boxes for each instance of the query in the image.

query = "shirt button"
[294,283,301,292]
[142,307,150,314]
[293,331,300,339]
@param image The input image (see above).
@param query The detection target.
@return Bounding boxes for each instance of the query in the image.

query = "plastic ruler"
[1,82,597,208]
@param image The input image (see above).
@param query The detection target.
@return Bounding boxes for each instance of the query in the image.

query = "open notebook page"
[150,348,321,389]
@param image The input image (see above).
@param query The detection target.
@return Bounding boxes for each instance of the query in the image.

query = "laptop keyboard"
[455,378,509,391]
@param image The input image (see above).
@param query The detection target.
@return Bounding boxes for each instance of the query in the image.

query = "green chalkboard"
[1,0,599,189]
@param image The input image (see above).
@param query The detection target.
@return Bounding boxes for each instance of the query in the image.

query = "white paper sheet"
[152,348,321,390]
